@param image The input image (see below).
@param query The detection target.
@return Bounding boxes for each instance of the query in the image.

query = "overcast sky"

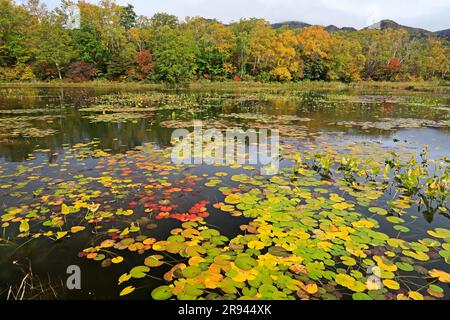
[22,0,450,31]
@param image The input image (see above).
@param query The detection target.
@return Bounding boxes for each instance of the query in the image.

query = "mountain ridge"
[271,19,448,40]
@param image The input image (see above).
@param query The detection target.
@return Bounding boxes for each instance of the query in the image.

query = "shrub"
[0,64,35,81]
[65,61,97,82]
[135,49,154,80]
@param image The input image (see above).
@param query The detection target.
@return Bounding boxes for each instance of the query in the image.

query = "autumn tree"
[248,19,275,77]
[0,0,449,83]
[424,40,449,80]
[296,26,334,80]
[208,22,235,78]
[127,16,152,51]
[0,0,37,80]
[328,33,365,82]
[356,29,411,80]
[71,23,109,73]
[270,30,301,81]
[65,61,97,81]
[76,0,136,78]
[134,49,154,80]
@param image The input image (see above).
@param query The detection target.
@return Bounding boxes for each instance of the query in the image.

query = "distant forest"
[1,0,449,83]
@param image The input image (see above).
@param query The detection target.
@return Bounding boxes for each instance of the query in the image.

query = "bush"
[270,67,292,81]
[135,49,154,80]
[65,61,97,82]
[32,62,59,80]
[0,64,35,81]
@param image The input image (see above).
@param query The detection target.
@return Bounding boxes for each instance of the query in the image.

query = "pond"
[0,85,449,300]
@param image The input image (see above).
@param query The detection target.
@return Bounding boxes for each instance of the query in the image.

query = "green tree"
[31,2,76,79]
[230,19,261,78]
[182,17,233,79]
[152,27,198,83]
[71,23,109,73]
[150,12,178,29]
[119,4,137,30]
[0,0,30,66]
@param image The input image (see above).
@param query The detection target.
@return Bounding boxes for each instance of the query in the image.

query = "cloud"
[24,0,450,31]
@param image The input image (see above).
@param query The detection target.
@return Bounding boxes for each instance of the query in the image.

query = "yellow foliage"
[296,26,334,59]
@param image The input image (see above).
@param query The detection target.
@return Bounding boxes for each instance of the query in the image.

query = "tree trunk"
[55,62,62,80]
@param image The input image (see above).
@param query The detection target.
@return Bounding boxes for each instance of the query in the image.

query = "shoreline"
[0,80,449,93]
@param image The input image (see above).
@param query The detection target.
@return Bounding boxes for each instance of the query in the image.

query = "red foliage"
[159,206,173,212]
[233,75,241,82]
[382,102,395,112]
[155,200,210,221]
[125,68,135,76]
[385,57,401,77]
[128,201,138,208]
[65,61,97,82]
[33,62,58,80]
[135,49,154,80]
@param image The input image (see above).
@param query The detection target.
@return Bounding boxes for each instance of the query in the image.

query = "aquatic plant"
[0,87,449,301]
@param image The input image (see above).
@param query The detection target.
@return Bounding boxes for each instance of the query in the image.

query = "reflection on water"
[0,87,449,162]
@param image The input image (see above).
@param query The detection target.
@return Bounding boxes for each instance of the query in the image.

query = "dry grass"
[3,260,63,300]
[0,80,448,93]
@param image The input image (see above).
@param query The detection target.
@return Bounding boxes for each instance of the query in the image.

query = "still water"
[0,86,449,300]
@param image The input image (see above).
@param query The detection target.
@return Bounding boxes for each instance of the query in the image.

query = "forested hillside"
[0,0,448,83]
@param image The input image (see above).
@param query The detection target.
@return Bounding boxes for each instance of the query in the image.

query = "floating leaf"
[386,216,405,224]
[368,207,388,215]
[395,262,414,272]
[19,220,29,233]
[352,292,372,300]
[144,255,164,267]
[130,266,150,279]
[224,194,241,204]
[268,246,291,257]
[119,286,135,296]
[408,291,424,300]
[428,269,450,283]
[304,283,318,294]
[151,286,173,300]
[383,279,400,290]
[427,228,450,239]
[61,203,70,215]
[234,254,257,271]
[247,240,265,250]
[341,256,357,266]
[112,256,124,264]
[56,231,68,240]
[71,226,85,233]
[182,266,202,278]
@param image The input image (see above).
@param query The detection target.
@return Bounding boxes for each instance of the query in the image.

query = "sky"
[19,0,450,31]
